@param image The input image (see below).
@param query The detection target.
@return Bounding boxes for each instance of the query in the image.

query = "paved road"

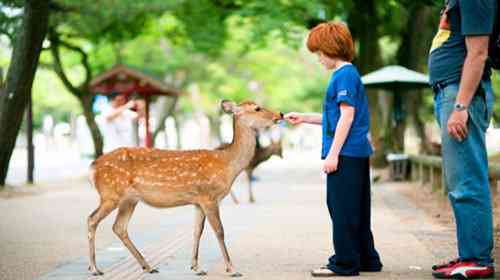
[6,146,92,186]
[0,150,456,280]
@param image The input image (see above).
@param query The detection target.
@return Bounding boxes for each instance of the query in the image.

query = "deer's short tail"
[88,161,97,189]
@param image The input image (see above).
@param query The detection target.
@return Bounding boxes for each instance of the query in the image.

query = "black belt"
[432,80,487,98]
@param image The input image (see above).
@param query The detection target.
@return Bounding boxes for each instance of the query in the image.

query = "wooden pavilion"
[90,64,181,147]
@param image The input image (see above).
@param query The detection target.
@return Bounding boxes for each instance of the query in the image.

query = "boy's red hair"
[306,21,354,62]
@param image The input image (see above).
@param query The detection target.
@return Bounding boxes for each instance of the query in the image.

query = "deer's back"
[92,147,231,206]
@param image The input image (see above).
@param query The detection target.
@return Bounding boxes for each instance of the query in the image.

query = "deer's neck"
[222,117,256,178]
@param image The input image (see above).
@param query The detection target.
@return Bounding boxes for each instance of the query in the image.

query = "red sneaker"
[432,261,494,279]
[432,258,460,271]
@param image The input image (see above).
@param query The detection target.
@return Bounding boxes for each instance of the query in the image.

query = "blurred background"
[0,0,498,186]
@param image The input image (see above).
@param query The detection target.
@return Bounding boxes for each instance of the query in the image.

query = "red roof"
[89,64,181,97]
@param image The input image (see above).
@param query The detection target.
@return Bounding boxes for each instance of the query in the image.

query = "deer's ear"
[221,100,240,114]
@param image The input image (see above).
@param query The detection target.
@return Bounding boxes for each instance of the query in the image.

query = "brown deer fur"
[87,100,282,277]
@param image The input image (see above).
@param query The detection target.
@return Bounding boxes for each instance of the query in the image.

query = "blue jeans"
[433,80,495,266]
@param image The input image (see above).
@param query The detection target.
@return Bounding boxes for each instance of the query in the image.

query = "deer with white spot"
[87,100,283,277]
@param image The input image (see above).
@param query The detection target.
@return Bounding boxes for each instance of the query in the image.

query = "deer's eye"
[255,107,261,112]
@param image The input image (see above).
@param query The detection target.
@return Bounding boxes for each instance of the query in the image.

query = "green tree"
[0,0,50,185]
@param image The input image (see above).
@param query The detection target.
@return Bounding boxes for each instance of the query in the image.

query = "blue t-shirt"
[428,0,495,86]
[321,64,372,159]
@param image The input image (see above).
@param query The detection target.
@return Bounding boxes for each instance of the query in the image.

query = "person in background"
[285,21,382,277]
[101,92,140,152]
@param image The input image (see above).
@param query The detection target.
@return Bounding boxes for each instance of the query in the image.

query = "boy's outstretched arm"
[284,112,322,125]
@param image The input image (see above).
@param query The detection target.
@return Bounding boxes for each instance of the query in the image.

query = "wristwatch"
[454,103,467,111]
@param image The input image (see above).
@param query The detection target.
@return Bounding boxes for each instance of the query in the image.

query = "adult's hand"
[284,112,304,125]
[447,110,469,141]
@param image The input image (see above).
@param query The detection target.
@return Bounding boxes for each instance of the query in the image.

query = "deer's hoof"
[230,272,243,277]
[91,270,104,276]
[143,266,159,274]
[195,270,207,276]
[89,266,104,276]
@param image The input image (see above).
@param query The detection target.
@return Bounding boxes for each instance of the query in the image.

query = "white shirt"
[100,106,137,152]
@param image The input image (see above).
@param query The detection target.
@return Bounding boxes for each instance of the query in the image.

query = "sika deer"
[228,139,283,204]
[87,100,283,277]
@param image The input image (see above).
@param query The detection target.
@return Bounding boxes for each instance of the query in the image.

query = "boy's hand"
[323,154,339,174]
[284,112,304,125]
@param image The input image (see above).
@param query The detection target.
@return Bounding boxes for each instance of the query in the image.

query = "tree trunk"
[49,29,103,158]
[80,93,103,157]
[172,114,181,149]
[0,0,49,186]
[348,0,385,166]
[208,113,223,145]
[396,3,436,154]
[152,96,178,144]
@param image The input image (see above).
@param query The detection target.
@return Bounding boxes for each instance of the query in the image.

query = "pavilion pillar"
[144,95,152,148]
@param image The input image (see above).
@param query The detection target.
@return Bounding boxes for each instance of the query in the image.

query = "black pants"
[326,156,382,276]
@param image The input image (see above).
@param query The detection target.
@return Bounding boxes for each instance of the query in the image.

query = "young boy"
[285,21,383,277]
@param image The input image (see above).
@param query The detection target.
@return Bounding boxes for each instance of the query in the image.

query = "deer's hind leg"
[112,199,158,273]
[88,200,118,276]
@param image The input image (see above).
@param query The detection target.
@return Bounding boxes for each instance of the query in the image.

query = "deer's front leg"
[229,191,239,204]
[246,170,255,203]
[191,205,207,275]
[202,203,242,277]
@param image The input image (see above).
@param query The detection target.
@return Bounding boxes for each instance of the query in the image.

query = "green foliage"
[50,0,177,42]
[0,1,23,43]
[31,69,82,129]
[2,0,478,132]
[171,0,227,56]
[491,72,500,124]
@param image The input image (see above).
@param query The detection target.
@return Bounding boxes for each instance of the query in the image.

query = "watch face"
[454,103,466,111]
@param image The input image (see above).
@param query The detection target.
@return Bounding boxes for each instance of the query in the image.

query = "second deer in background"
[228,139,283,204]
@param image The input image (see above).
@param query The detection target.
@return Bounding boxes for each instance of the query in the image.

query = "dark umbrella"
[361,65,430,152]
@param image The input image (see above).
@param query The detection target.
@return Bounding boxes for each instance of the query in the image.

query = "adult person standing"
[428,0,496,279]
[285,21,382,277]
[100,92,141,152]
